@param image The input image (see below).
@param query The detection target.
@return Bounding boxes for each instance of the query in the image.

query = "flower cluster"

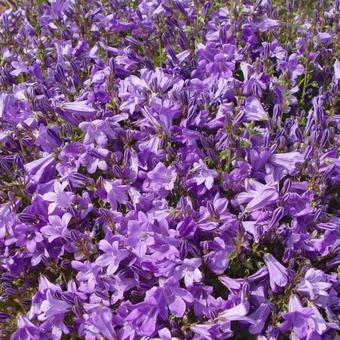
[0,0,339,339]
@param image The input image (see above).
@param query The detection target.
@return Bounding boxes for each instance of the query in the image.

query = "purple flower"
[126,211,154,257]
[316,32,333,44]
[79,119,115,146]
[61,101,96,119]
[235,180,279,212]
[172,258,202,287]
[191,322,232,339]
[296,268,333,302]
[203,237,231,274]
[24,155,55,184]
[79,146,109,174]
[95,240,129,275]
[71,260,100,292]
[334,60,340,79]
[257,15,280,32]
[42,180,73,214]
[41,212,72,242]
[39,290,71,321]
[279,295,338,338]
[145,162,177,192]
[14,223,43,253]
[10,316,41,340]
[35,124,61,152]
[103,179,129,210]
[161,277,193,317]
[0,1,339,338]
[0,204,16,239]
[82,307,117,340]
[244,97,268,121]
[249,303,272,334]
[264,254,290,292]
[190,159,218,190]
[278,53,305,83]
[218,301,250,322]
[270,152,303,175]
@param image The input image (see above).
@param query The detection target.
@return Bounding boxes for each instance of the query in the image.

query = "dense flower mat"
[0,0,339,339]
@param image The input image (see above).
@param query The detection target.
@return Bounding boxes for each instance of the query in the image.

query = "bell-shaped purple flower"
[264,254,290,292]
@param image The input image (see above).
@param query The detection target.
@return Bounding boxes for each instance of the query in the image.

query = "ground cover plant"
[0,0,339,339]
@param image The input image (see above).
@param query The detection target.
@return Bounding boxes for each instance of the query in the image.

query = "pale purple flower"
[296,268,333,301]
[41,213,72,242]
[61,101,96,119]
[316,32,333,44]
[43,180,73,214]
[95,240,129,275]
[83,307,117,340]
[79,119,115,146]
[79,146,109,174]
[71,260,100,292]
[334,60,340,79]
[0,204,16,239]
[244,97,268,121]
[38,291,71,321]
[104,179,129,210]
[218,301,250,322]
[257,15,280,32]
[264,254,290,292]
[126,211,154,257]
[172,258,202,287]
[235,180,279,212]
[270,152,303,175]
[191,159,218,190]
[279,295,338,338]
[145,162,177,192]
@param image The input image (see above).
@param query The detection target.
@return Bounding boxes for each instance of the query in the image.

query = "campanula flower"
[172,258,202,287]
[41,212,72,242]
[264,254,290,292]
[95,240,129,276]
[43,180,73,214]
[190,159,218,191]
[145,162,177,192]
